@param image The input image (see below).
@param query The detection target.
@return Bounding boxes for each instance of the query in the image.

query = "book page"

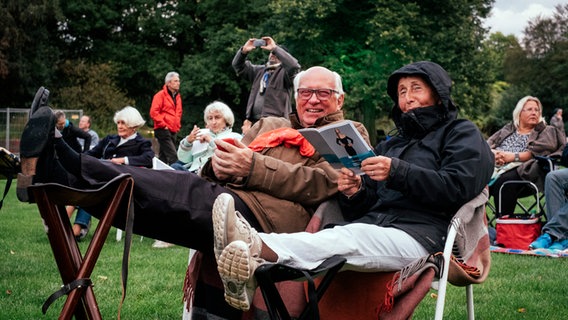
[191,140,209,155]
[299,120,375,175]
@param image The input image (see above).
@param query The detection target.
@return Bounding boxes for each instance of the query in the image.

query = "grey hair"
[54,110,66,120]
[203,101,235,128]
[293,67,344,100]
[113,106,146,128]
[512,96,545,128]
[165,71,179,84]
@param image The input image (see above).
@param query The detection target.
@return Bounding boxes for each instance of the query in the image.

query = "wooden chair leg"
[33,191,100,320]
[60,181,127,319]
[31,174,133,320]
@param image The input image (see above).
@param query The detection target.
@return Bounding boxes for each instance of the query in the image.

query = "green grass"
[1,180,568,319]
[0,180,189,319]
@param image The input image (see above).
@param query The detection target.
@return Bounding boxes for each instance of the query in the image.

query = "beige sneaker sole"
[217,240,256,311]
[212,193,234,260]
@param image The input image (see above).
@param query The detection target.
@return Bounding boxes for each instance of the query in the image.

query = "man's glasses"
[297,88,339,101]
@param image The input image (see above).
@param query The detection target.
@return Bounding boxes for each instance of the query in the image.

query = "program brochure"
[298,120,375,175]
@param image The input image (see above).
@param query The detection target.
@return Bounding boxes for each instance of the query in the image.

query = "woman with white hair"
[487,96,565,217]
[171,101,242,173]
[69,106,154,240]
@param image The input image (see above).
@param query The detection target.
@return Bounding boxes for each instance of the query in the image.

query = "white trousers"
[260,223,428,272]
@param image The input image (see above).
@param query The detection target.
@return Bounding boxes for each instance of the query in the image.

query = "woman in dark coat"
[69,106,154,239]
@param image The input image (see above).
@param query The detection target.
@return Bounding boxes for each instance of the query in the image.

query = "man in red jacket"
[150,71,182,165]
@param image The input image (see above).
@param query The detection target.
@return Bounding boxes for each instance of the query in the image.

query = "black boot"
[17,106,56,202]
[29,86,50,117]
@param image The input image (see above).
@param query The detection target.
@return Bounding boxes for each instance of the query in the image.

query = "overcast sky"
[483,0,565,39]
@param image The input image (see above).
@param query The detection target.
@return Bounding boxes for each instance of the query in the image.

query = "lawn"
[1,180,568,319]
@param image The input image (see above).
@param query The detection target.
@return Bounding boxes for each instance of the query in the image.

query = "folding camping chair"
[28,173,135,319]
[486,155,559,226]
[253,190,490,320]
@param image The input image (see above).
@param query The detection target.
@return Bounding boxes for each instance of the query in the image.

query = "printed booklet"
[298,120,375,175]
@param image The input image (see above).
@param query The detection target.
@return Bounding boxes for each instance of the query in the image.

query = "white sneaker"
[217,240,263,311]
[212,193,261,261]
[152,240,175,248]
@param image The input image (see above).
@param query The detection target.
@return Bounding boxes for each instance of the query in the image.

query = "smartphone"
[217,138,237,152]
[253,39,266,47]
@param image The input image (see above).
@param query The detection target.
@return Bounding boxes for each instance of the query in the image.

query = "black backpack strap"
[0,173,13,210]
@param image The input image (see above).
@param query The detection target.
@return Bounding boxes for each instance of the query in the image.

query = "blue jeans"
[74,207,91,228]
[170,160,187,171]
[543,169,568,240]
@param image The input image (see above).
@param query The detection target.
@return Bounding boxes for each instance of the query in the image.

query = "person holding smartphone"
[232,36,301,135]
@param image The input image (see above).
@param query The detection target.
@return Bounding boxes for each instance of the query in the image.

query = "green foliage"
[501,4,568,120]
[0,0,523,142]
[0,1,62,106]
[51,60,135,136]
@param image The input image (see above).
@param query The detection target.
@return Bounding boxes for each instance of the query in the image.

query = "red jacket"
[150,85,182,133]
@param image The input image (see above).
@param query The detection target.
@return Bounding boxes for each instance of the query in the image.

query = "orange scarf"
[248,127,315,157]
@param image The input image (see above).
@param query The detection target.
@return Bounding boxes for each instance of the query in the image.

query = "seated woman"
[170,101,242,174]
[487,96,565,217]
[68,106,154,239]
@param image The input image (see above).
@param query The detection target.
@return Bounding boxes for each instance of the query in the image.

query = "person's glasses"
[297,88,339,101]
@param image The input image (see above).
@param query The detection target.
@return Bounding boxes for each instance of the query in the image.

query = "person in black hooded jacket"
[211,61,495,311]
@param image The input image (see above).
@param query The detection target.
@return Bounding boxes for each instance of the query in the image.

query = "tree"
[495,4,568,127]
[1,0,498,144]
[52,60,135,136]
[264,0,495,143]
[0,1,62,107]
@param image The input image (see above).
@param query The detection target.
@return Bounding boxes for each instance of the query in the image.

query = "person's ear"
[336,93,345,110]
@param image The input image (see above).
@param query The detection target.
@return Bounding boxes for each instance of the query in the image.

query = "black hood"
[387,61,458,138]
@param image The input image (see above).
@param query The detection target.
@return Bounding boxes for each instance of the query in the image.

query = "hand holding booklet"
[298,120,375,175]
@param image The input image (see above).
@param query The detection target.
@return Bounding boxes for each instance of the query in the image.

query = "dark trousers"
[54,138,259,255]
[154,128,178,165]
[489,169,536,217]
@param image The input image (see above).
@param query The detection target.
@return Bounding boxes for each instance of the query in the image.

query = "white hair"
[293,67,344,100]
[203,101,235,128]
[113,106,146,128]
[165,71,179,84]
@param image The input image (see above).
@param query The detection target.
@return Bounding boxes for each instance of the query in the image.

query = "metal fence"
[0,108,83,156]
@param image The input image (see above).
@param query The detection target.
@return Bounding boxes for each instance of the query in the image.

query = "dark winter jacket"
[87,133,154,168]
[62,121,91,153]
[339,61,494,253]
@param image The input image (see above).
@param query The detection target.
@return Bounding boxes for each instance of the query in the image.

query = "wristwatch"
[514,152,520,162]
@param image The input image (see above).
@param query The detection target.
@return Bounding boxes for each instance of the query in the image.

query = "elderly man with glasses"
[18,66,369,319]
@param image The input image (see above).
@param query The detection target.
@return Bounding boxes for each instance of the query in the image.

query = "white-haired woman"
[69,106,154,239]
[487,96,565,217]
[171,101,242,173]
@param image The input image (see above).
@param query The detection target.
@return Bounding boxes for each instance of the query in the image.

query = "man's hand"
[262,37,276,51]
[338,168,361,197]
[110,157,126,165]
[212,139,253,180]
[241,119,252,136]
[242,39,256,54]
